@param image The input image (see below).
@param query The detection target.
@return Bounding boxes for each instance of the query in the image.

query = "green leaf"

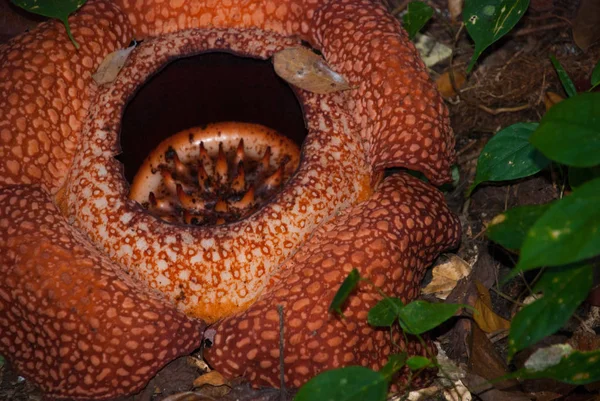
[380,353,407,381]
[407,356,432,370]
[398,300,463,335]
[464,0,530,72]
[569,165,600,190]
[294,366,388,401]
[510,349,600,385]
[11,0,88,49]
[402,2,434,40]
[368,297,404,327]
[469,122,549,194]
[530,92,600,167]
[550,55,577,97]
[329,269,361,316]
[514,177,600,273]
[590,58,600,91]
[507,265,593,360]
[487,204,552,250]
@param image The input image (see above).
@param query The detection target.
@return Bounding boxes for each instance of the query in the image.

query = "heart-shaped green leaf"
[402,2,434,39]
[530,93,600,167]
[367,297,404,327]
[464,0,530,72]
[469,122,549,194]
[294,366,387,401]
[407,356,432,370]
[12,0,88,48]
[507,265,593,360]
[487,203,552,250]
[514,177,600,273]
[398,301,463,335]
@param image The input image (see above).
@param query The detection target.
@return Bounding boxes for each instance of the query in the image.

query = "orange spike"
[259,146,272,170]
[234,139,245,165]
[199,142,213,176]
[197,163,210,192]
[215,143,228,185]
[183,211,204,225]
[171,149,188,176]
[231,163,245,193]
[215,198,228,213]
[161,169,177,195]
[177,184,205,211]
[263,164,284,189]
[230,186,255,210]
[149,192,173,213]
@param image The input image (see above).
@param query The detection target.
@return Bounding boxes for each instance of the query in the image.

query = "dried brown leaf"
[473,281,510,333]
[436,70,466,98]
[448,0,464,22]
[573,0,600,51]
[273,47,351,94]
[193,370,228,388]
[423,254,472,299]
[92,44,135,85]
[544,91,564,112]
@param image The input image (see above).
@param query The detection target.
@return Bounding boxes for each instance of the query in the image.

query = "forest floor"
[1,0,599,400]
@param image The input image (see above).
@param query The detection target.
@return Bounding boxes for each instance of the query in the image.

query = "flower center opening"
[117,52,307,226]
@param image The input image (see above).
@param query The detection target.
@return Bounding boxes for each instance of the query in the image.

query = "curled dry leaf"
[544,92,564,112]
[193,370,231,399]
[436,70,467,98]
[193,370,228,388]
[92,43,136,85]
[273,46,351,94]
[573,0,600,50]
[473,281,511,333]
[423,254,472,300]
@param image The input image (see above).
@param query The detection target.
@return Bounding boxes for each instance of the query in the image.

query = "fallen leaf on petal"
[423,255,472,299]
[473,281,510,333]
[273,47,350,94]
[92,43,136,85]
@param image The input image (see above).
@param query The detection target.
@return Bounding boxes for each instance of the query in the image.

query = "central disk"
[129,122,300,226]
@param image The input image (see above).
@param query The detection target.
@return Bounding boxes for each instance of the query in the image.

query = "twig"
[456,139,478,157]
[514,22,570,37]
[277,304,286,401]
[391,0,411,15]
[494,49,525,82]
[489,286,525,307]
[476,103,530,115]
